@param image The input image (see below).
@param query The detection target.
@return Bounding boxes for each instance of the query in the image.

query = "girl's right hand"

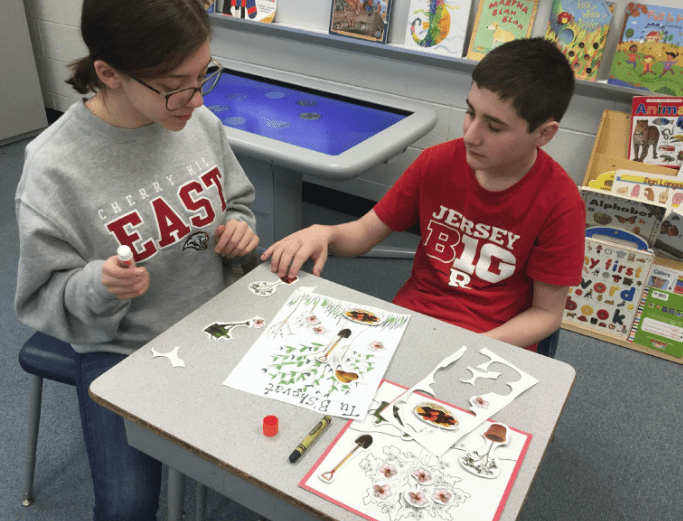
[101,255,150,300]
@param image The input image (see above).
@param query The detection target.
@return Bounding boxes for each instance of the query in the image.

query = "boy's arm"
[481,280,568,348]
[261,209,393,279]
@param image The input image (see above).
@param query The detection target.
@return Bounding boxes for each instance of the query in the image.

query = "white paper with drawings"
[224,288,410,419]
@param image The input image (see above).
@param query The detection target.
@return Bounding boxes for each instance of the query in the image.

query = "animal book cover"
[466,0,539,61]
[628,96,683,168]
[544,0,615,81]
[581,186,667,246]
[329,0,393,44]
[403,0,473,58]
[564,235,654,339]
[629,287,683,357]
[608,3,683,96]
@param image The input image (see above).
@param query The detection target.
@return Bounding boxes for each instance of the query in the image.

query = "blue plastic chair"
[18,331,208,519]
[537,329,560,358]
[18,331,78,506]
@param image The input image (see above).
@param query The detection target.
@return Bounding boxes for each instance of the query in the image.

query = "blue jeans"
[75,352,162,521]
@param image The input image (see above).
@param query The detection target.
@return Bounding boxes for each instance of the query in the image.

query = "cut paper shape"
[319,434,373,483]
[459,423,509,479]
[460,366,502,385]
[300,381,532,521]
[150,346,185,368]
[383,347,538,457]
[224,289,410,419]
[203,316,265,341]
[249,275,298,297]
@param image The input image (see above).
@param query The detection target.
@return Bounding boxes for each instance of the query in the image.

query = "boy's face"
[463,83,555,183]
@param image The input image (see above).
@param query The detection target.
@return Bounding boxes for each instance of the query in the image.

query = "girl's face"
[118,40,212,131]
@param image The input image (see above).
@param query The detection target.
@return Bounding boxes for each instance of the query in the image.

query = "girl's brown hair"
[67,0,211,94]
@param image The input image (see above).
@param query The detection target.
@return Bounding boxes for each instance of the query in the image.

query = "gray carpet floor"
[2,136,682,520]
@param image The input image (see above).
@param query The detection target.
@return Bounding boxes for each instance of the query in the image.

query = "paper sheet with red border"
[300,380,532,521]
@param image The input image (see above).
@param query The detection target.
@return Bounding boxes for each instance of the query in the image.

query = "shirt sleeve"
[526,187,586,287]
[373,150,425,232]
[14,202,131,344]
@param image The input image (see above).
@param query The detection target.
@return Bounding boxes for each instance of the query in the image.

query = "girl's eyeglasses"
[131,59,224,110]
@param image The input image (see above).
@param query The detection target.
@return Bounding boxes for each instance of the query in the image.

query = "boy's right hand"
[101,255,150,300]
[261,225,331,279]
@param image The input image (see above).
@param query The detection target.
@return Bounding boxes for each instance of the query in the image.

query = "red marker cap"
[263,415,278,437]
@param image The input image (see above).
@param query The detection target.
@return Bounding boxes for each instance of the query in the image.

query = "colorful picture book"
[300,380,532,521]
[403,0,472,58]
[564,235,654,339]
[608,3,683,96]
[330,0,393,43]
[628,96,683,168]
[654,208,683,260]
[611,169,683,208]
[629,287,683,357]
[544,0,615,81]
[581,186,667,246]
[466,0,539,61]
[218,0,276,22]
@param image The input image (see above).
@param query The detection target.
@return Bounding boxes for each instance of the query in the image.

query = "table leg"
[167,467,185,521]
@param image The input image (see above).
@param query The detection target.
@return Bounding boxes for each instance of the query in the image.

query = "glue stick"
[116,245,134,268]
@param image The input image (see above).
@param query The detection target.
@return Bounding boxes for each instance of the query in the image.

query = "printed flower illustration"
[251,317,266,328]
[368,340,385,351]
[311,325,327,335]
[412,468,432,483]
[472,396,489,408]
[305,314,320,325]
[373,484,392,499]
[432,488,452,504]
[407,491,428,506]
[378,463,397,478]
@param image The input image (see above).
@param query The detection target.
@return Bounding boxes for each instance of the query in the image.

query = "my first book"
[544,0,615,81]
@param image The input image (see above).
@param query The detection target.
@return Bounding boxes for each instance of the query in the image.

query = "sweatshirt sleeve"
[221,127,256,232]
[14,201,131,344]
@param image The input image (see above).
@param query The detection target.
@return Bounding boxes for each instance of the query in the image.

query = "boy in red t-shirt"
[261,38,585,350]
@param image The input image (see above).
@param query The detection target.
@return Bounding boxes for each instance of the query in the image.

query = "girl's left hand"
[215,220,259,258]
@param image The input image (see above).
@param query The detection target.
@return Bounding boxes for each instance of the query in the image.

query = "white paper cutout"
[383,347,538,457]
[151,346,185,368]
[249,275,299,297]
[203,316,266,341]
[301,381,531,521]
[459,423,509,479]
[224,289,410,419]
[460,366,502,385]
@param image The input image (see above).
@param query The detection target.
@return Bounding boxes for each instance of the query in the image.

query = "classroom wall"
[21,0,682,202]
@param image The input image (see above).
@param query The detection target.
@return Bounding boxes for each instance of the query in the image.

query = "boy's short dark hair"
[471,38,575,132]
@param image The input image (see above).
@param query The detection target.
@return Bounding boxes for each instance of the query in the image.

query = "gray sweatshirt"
[15,101,256,355]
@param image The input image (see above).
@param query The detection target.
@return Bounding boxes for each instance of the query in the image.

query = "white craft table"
[90,264,576,521]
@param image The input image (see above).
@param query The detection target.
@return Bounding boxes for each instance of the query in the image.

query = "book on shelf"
[628,96,683,169]
[654,208,683,261]
[608,3,683,96]
[329,0,392,43]
[610,169,683,208]
[544,0,615,82]
[564,231,654,339]
[218,0,276,23]
[465,0,539,61]
[581,186,667,246]
[403,0,472,58]
[629,287,683,357]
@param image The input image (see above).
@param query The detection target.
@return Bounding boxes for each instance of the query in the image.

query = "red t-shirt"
[374,139,585,344]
